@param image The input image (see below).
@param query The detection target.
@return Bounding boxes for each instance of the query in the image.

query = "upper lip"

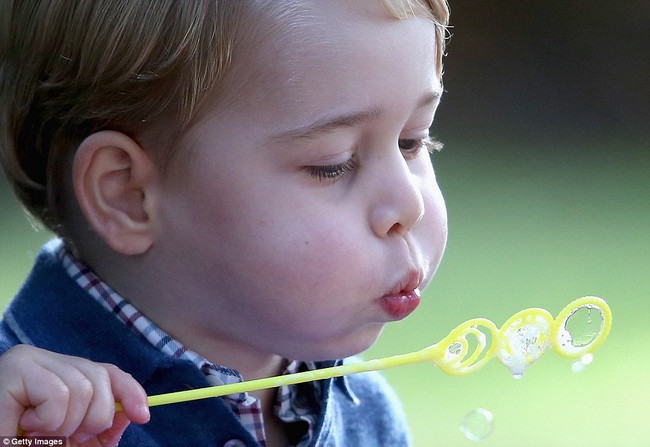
[386,269,423,296]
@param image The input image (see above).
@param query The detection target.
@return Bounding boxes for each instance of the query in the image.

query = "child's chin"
[298,324,385,362]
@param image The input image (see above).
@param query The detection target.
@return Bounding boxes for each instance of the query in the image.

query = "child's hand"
[0,345,150,446]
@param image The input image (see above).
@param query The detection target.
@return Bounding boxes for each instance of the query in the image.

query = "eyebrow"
[272,89,442,142]
[272,107,385,141]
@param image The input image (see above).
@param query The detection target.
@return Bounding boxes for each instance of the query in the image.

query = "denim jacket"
[0,243,411,446]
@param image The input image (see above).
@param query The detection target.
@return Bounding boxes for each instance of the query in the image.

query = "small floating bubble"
[460,408,494,442]
[571,360,586,373]
[571,353,594,373]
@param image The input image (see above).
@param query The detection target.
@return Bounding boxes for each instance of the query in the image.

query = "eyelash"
[305,136,443,182]
[306,158,358,182]
[399,135,444,155]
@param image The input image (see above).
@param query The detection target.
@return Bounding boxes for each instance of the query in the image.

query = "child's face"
[155,0,447,361]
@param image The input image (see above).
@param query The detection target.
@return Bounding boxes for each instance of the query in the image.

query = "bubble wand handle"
[112,350,430,412]
[115,296,611,412]
[143,350,429,408]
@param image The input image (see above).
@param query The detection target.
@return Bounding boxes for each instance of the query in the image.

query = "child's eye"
[305,157,358,182]
[398,136,444,157]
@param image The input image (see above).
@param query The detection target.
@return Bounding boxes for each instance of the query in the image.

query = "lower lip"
[380,289,421,320]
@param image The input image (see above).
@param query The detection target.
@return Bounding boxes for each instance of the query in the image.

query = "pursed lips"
[379,270,423,320]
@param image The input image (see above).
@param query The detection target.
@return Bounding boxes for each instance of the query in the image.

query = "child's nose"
[368,153,425,238]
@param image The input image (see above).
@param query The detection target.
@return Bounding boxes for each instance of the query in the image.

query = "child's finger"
[101,363,150,424]
[19,360,94,436]
[46,361,113,438]
[64,364,148,446]
[94,412,132,447]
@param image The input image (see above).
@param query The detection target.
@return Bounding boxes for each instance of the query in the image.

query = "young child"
[0,0,449,445]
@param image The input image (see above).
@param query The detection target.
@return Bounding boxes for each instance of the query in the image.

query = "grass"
[2,137,648,445]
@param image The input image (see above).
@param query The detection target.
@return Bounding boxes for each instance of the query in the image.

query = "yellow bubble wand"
[118,296,612,411]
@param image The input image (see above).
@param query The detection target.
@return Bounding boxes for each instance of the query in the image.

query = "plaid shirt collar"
[57,243,321,446]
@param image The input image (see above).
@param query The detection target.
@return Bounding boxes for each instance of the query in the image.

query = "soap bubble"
[460,408,494,442]
[571,353,594,373]
[564,306,603,348]
[499,318,551,379]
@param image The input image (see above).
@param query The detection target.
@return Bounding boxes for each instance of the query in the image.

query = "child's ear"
[73,131,159,255]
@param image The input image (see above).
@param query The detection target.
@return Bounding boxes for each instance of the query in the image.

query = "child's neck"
[164,320,288,382]
[87,253,287,380]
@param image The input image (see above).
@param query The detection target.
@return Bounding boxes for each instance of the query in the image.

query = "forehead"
[215,0,440,124]
[249,0,438,69]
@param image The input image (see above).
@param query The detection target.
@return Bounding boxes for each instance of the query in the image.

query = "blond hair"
[0,0,449,234]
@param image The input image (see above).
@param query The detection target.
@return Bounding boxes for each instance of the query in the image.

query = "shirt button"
[223,440,247,447]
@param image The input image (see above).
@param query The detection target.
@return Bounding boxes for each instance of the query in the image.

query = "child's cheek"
[274,224,369,292]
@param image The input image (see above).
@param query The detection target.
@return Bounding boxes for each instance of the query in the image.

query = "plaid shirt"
[57,245,320,446]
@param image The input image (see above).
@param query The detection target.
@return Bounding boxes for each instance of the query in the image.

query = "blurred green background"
[1,1,648,445]
[366,2,650,445]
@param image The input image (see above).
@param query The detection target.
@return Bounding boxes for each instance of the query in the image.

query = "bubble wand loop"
[116,296,612,411]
